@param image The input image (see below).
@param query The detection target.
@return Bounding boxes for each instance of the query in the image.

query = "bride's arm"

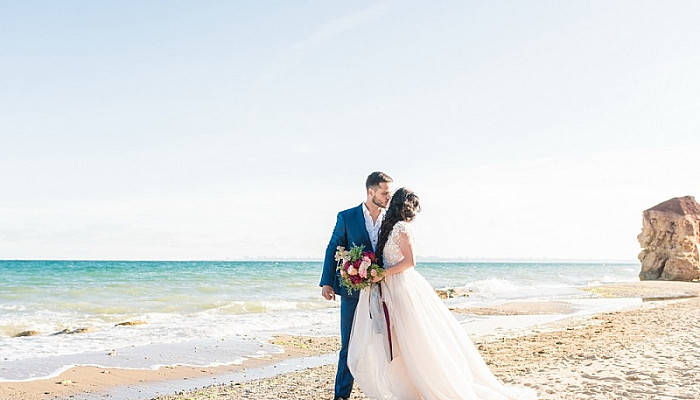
[382,232,415,277]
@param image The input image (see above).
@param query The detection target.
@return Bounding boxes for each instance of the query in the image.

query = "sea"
[0,260,640,382]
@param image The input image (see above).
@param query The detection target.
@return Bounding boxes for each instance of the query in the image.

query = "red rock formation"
[638,196,700,281]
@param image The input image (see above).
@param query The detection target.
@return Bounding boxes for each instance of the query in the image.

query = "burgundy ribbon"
[378,283,394,360]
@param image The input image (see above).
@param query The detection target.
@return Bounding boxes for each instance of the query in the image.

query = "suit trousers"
[335,295,359,398]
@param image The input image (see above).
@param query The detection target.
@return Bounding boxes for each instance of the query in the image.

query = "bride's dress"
[347,221,536,400]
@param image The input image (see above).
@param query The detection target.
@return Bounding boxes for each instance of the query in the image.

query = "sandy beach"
[2,281,698,400]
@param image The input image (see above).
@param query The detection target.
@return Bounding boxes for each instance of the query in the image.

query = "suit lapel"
[353,204,372,249]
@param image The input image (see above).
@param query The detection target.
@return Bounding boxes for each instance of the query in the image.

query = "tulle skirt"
[347,267,537,400]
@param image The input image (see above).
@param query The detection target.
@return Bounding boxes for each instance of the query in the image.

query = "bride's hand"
[372,268,388,283]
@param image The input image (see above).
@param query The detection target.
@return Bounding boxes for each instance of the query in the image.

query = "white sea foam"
[0,307,339,381]
[466,278,522,295]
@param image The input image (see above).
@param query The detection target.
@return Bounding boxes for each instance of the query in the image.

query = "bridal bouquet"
[335,244,383,292]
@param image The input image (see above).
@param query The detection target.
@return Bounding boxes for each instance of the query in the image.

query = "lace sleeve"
[383,221,415,268]
[393,221,414,247]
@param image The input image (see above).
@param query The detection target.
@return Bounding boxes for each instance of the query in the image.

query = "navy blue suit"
[320,204,372,399]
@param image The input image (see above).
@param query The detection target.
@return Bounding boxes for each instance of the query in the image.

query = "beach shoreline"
[0,335,340,400]
[2,281,698,400]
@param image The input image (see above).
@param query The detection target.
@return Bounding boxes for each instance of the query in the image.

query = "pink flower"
[358,260,369,279]
[348,267,358,276]
[370,269,378,277]
[341,269,348,277]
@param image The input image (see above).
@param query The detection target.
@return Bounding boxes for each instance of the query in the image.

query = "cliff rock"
[115,320,147,327]
[13,330,40,337]
[435,287,473,299]
[638,196,700,281]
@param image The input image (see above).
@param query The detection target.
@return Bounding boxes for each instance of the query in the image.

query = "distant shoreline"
[0,258,639,263]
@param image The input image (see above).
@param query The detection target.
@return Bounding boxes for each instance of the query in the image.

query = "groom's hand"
[321,285,336,301]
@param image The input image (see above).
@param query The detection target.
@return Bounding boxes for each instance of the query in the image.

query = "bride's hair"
[376,187,421,266]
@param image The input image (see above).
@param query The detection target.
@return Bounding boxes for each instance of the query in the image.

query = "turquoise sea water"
[0,260,638,381]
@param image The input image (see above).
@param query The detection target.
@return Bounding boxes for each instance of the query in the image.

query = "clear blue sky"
[2,1,699,260]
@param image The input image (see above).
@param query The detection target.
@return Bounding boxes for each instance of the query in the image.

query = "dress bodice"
[382,221,413,268]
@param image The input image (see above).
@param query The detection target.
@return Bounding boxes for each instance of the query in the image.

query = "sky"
[2,1,700,261]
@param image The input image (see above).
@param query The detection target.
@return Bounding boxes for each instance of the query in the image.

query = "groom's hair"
[366,171,393,190]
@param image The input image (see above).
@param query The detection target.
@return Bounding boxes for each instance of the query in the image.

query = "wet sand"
[0,335,339,400]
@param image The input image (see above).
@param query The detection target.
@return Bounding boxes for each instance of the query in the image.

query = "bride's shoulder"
[394,220,409,228]
[392,220,413,236]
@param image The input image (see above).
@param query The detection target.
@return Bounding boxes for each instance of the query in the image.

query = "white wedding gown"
[348,221,537,400]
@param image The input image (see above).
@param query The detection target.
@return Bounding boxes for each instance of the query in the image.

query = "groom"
[320,171,393,400]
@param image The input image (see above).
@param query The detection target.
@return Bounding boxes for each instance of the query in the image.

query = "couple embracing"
[319,172,536,400]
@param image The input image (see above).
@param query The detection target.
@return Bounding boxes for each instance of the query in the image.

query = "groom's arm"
[320,212,347,292]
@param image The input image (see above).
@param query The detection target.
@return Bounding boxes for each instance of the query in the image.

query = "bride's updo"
[376,188,421,266]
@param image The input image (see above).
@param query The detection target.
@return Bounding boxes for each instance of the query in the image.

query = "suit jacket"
[320,204,373,299]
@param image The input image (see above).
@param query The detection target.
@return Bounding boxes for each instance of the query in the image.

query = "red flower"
[362,251,377,263]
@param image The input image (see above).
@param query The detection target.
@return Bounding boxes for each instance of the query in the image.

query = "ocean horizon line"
[0,257,639,264]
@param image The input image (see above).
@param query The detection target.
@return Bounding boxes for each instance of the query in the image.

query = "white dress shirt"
[363,203,385,252]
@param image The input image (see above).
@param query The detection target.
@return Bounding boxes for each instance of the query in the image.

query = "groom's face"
[370,182,392,209]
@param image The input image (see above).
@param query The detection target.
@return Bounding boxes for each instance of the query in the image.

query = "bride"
[347,188,537,400]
